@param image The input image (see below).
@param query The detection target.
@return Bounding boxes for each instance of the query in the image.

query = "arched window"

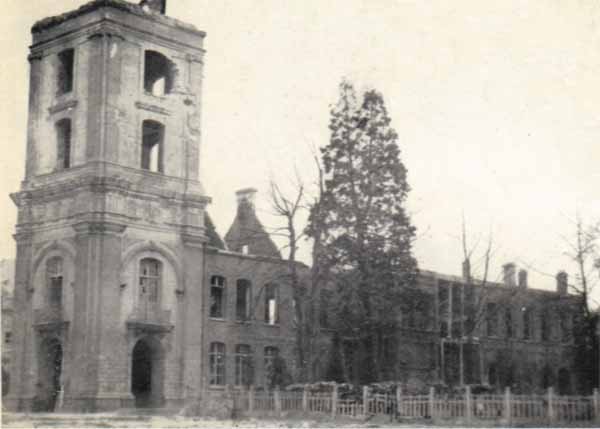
[264,283,278,325]
[139,258,161,303]
[236,279,251,321]
[144,51,175,96]
[57,48,74,95]
[56,119,72,170]
[46,257,63,309]
[235,344,253,386]
[209,342,226,385]
[141,120,164,173]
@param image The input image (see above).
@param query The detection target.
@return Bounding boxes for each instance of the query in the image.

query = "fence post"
[248,385,255,412]
[331,383,338,417]
[363,386,369,416]
[396,385,402,419]
[594,388,600,424]
[302,385,308,413]
[547,387,555,425]
[429,386,436,420]
[503,387,511,425]
[465,385,472,424]
[274,387,282,416]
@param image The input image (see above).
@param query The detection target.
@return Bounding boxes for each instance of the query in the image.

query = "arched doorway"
[131,338,164,408]
[37,339,62,412]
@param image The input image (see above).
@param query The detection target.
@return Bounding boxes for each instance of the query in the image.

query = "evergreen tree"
[310,81,418,384]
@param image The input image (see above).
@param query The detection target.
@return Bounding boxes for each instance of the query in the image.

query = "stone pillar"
[25,54,42,178]
[181,231,205,404]
[429,386,436,420]
[331,383,338,417]
[465,385,472,423]
[503,387,512,425]
[362,386,369,416]
[4,231,35,411]
[65,221,129,411]
[547,387,555,424]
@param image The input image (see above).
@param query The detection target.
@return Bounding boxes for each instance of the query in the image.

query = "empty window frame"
[541,310,550,341]
[57,49,74,95]
[209,342,226,385]
[139,258,161,303]
[486,303,498,337]
[236,279,251,321]
[46,256,63,308]
[234,344,253,386]
[210,275,226,318]
[141,120,164,173]
[263,346,279,384]
[55,119,72,170]
[522,307,533,340]
[143,51,175,96]
[505,307,513,338]
[264,283,278,325]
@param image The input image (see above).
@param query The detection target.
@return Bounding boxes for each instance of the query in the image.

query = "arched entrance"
[131,337,164,408]
[37,339,62,412]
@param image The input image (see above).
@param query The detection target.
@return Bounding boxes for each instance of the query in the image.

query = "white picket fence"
[220,385,600,424]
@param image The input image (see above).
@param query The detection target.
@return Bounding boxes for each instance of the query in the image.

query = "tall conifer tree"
[311,81,418,383]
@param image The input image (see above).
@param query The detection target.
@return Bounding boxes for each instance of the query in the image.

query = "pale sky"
[0,1,599,306]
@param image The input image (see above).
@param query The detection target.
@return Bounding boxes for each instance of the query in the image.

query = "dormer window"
[57,49,74,95]
[144,50,175,96]
[55,118,72,170]
[141,120,164,172]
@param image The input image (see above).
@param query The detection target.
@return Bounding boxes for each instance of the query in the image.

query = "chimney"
[236,188,257,210]
[462,259,471,283]
[556,271,568,295]
[502,263,516,287]
[518,269,528,288]
[140,0,167,14]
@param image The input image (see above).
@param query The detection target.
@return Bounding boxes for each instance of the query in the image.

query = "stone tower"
[7,0,209,411]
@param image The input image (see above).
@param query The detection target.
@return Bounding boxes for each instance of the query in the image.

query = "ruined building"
[6,0,298,412]
[4,0,586,414]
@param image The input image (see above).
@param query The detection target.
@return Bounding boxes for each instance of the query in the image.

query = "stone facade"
[381,269,582,394]
[5,0,298,413]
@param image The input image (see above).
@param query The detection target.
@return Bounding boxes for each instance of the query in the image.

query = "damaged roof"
[31,0,204,35]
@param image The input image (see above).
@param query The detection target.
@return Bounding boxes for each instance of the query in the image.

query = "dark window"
[235,344,253,386]
[264,346,279,384]
[438,282,449,338]
[144,51,175,96]
[141,120,164,172]
[4,332,11,344]
[56,119,72,170]
[236,279,251,321]
[486,303,498,337]
[264,284,278,325]
[523,307,533,340]
[560,312,570,342]
[57,49,74,95]
[505,307,513,338]
[139,258,161,303]
[209,342,226,385]
[541,310,550,341]
[319,290,332,328]
[210,275,225,318]
[46,257,63,308]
